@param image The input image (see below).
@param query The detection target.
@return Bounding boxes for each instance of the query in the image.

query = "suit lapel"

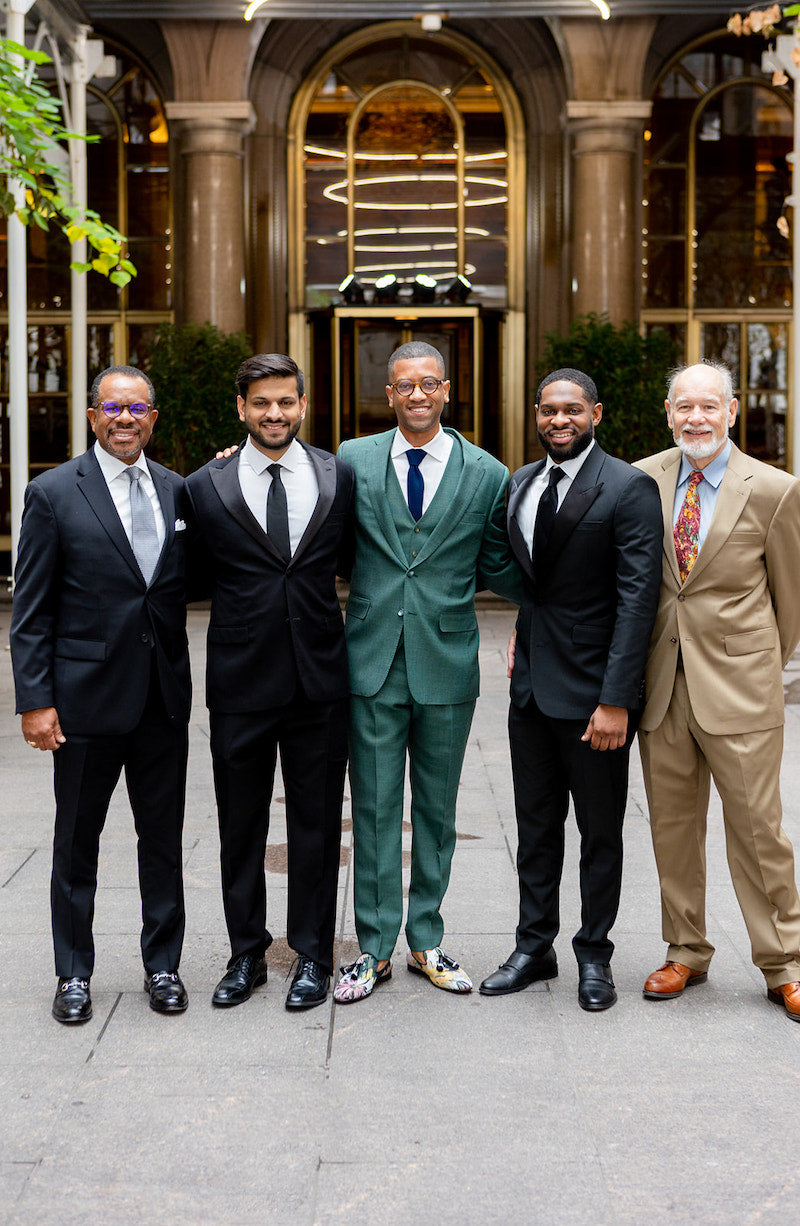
[147,462,175,583]
[411,432,480,567]
[507,461,544,582]
[542,444,605,568]
[365,431,407,566]
[292,444,337,564]
[683,444,751,588]
[76,450,142,582]
[209,450,287,565]
[652,449,682,586]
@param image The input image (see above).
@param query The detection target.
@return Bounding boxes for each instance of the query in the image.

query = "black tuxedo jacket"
[10,448,192,734]
[185,442,355,713]
[507,443,663,720]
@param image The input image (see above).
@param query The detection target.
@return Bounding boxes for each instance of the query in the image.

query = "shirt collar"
[94,439,149,481]
[543,437,595,481]
[392,425,448,462]
[677,438,731,491]
[241,434,304,475]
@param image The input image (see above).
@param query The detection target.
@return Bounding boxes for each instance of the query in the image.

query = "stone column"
[165,101,256,334]
[566,100,651,325]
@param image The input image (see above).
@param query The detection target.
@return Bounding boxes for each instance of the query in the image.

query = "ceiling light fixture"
[589,0,611,18]
[244,0,270,19]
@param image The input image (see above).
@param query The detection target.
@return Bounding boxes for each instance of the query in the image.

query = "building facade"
[0,1,791,566]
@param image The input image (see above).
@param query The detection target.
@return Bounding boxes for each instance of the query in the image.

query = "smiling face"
[667,365,738,469]
[535,380,602,462]
[87,372,157,464]
[238,375,306,459]
[386,356,450,446]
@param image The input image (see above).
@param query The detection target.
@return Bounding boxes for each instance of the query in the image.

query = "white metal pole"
[6,1,36,578]
[69,26,89,459]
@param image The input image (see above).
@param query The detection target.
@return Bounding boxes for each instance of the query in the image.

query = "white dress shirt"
[93,440,166,549]
[237,436,319,555]
[516,439,596,553]
[390,426,454,516]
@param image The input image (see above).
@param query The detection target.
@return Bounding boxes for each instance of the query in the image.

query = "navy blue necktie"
[406,449,426,521]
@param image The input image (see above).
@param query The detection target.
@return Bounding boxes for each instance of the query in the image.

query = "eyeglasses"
[390,378,445,396]
[98,402,151,418]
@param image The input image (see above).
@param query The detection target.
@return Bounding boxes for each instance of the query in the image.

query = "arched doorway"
[642,29,793,468]
[287,21,525,465]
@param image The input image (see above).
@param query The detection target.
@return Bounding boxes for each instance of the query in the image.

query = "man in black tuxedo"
[11,365,192,1024]
[186,354,354,1011]
[479,368,663,1010]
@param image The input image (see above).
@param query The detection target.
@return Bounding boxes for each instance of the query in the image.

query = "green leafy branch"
[0,37,135,287]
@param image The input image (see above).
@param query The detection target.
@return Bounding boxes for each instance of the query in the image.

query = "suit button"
[140,634,149,643]
[398,609,404,617]
[678,594,686,601]
[670,636,677,644]
[408,570,415,577]
[414,527,421,533]
[412,550,418,557]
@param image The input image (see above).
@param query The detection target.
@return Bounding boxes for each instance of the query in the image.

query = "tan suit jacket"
[635,444,800,736]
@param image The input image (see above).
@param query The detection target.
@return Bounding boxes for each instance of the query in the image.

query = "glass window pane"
[700,323,740,384]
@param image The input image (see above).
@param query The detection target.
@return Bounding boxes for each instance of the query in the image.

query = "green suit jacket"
[338,427,524,704]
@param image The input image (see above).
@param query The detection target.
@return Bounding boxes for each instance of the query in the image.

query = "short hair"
[387,341,445,382]
[536,368,599,405]
[666,360,734,408]
[235,353,304,400]
[90,365,155,409]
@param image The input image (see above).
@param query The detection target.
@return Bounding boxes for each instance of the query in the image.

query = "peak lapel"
[209,454,287,566]
[292,444,337,564]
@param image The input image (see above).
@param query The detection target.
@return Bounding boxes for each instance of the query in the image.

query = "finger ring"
[27,740,37,747]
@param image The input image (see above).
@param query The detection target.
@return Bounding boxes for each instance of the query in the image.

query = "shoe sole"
[767,988,800,1021]
[643,971,708,1000]
[211,971,268,1007]
[479,965,559,996]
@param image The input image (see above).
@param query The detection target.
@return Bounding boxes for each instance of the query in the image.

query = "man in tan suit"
[636,360,800,1021]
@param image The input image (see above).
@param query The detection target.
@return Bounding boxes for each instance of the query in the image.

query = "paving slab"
[3,605,800,1224]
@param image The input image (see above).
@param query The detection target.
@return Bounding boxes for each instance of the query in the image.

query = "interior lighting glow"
[244,0,271,18]
[304,144,506,165]
[589,0,611,17]
[323,174,508,210]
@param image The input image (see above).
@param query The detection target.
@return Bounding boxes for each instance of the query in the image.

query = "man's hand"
[21,707,66,752]
[506,627,517,679]
[215,444,239,459]
[581,704,627,752]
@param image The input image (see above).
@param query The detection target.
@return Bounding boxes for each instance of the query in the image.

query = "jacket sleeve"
[475,466,526,604]
[765,477,800,665]
[9,482,60,714]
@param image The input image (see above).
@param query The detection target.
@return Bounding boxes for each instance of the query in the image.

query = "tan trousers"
[638,668,800,989]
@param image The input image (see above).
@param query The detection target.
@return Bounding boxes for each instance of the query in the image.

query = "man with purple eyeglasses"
[10,365,193,1024]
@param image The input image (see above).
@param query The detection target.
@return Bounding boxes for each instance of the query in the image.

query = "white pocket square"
[174,519,187,531]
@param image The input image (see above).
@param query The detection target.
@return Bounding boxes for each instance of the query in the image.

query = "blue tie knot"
[406,448,426,469]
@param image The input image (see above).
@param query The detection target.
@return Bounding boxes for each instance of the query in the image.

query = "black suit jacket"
[10,448,192,734]
[507,443,663,720]
[185,442,355,713]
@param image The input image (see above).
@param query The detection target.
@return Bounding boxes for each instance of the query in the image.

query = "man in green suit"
[333,341,524,1003]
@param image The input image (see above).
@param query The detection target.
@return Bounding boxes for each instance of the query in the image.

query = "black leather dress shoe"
[578,963,617,1011]
[212,953,268,1007]
[479,947,558,995]
[144,971,188,1014]
[52,977,92,1024]
[285,956,330,1011]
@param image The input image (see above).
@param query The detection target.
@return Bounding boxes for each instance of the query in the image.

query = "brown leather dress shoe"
[643,960,707,999]
[767,981,800,1022]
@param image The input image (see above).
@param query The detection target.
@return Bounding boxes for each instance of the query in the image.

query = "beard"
[673,423,727,462]
[537,424,594,462]
[246,416,302,453]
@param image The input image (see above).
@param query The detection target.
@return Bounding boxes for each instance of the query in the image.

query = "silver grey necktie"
[125,466,160,585]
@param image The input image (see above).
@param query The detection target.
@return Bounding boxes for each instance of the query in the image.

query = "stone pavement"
[2,603,800,1225]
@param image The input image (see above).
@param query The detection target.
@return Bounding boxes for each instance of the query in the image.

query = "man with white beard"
[635,360,800,1022]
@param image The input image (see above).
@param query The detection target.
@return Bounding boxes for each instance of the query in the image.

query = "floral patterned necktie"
[674,469,704,583]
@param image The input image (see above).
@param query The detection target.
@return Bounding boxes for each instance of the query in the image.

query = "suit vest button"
[398,609,404,617]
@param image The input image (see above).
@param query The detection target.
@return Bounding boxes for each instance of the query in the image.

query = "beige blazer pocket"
[724,627,777,656]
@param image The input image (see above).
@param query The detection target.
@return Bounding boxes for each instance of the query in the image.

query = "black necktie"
[532,466,564,566]
[266,463,291,561]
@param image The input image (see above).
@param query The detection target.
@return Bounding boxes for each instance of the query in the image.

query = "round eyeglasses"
[390,378,445,396]
[98,402,152,418]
